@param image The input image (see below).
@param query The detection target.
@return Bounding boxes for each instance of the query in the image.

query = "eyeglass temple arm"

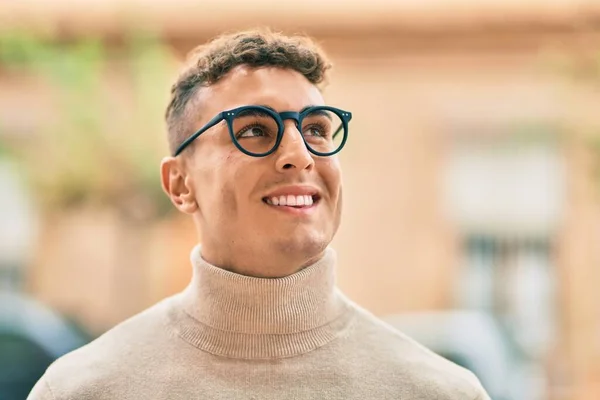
[174,113,225,156]
[332,113,351,139]
[333,125,343,139]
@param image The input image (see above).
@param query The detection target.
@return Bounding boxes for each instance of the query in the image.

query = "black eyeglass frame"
[173,105,352,157]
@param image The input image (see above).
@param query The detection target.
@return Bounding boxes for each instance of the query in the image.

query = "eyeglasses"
[173,105,352,157]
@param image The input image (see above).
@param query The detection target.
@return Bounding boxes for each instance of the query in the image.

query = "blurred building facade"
[1,1,600,399]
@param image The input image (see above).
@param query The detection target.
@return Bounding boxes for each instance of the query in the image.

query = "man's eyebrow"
[302,107,332,121]
[298,105,312,113]
[255,104,331,120]
[257,104,278,113]
[256,104,319,113]
[299,104,321,114]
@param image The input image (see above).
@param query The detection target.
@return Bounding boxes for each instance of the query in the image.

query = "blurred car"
[0,292,90,400]
[383,310,547,400]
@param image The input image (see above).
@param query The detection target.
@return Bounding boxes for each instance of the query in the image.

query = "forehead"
[198,66,325,115]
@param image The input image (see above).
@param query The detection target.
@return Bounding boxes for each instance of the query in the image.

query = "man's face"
[177,66,342,274]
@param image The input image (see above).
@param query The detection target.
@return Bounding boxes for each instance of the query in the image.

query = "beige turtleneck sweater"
[28,246,490,400]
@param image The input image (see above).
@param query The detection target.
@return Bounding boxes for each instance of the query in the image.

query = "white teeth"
[267,195,315,207]
[287,195,296,206]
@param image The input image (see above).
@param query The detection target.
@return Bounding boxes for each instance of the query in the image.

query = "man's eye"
[304,125,327,138]
[238,126,267,138]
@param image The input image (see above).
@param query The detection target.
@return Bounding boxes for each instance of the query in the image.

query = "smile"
[262,194,319,207]
[261,185,321,211]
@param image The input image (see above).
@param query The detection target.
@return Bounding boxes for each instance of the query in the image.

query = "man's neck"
[176,244,351,359]
[199,245,327,278]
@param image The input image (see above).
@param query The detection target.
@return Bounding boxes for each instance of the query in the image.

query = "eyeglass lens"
[230,108,345,156]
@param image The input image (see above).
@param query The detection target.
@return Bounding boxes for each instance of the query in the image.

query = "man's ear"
[160,157,198,214]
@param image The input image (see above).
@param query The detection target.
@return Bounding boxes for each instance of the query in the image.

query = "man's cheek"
[219,184,238,214]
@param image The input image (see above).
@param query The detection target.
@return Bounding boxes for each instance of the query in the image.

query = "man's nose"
[274,121,315,172]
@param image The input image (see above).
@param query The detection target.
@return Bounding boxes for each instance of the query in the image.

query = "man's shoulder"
[55,294,179,362]
[344,301,489,400]
[30,295,181,399]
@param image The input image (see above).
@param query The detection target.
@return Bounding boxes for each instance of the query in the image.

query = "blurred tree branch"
[544,35,600,195]
[0,32,176,222]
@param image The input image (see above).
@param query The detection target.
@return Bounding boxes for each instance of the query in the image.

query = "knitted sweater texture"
[28,246,490,400]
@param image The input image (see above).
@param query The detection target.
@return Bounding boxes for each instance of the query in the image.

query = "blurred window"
[459,234,557,360]
[444,135,563,361]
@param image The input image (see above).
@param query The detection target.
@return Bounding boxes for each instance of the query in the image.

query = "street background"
[1,1,600,399]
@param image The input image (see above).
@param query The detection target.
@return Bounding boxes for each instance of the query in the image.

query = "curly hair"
[165,29,332,155]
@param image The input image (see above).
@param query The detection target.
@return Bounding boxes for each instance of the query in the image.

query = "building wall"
[2,23,599,400]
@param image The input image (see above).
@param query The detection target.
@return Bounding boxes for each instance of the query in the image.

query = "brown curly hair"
[165,29,332,155]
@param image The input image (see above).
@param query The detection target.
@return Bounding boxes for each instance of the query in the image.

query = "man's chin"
[269,233,330,261]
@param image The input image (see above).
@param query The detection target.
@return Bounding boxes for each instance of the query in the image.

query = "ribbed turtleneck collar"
[173,245,353,359]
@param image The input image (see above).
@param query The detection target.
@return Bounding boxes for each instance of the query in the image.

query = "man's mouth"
[262,194,320,208]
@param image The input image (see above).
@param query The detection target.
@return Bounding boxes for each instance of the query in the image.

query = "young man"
[29,30,490,399]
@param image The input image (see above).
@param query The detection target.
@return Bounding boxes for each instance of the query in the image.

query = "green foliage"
[543,46,600,192]
[0,31,176,221]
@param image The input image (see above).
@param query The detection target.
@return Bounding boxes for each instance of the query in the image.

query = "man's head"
[160,29,345,277]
